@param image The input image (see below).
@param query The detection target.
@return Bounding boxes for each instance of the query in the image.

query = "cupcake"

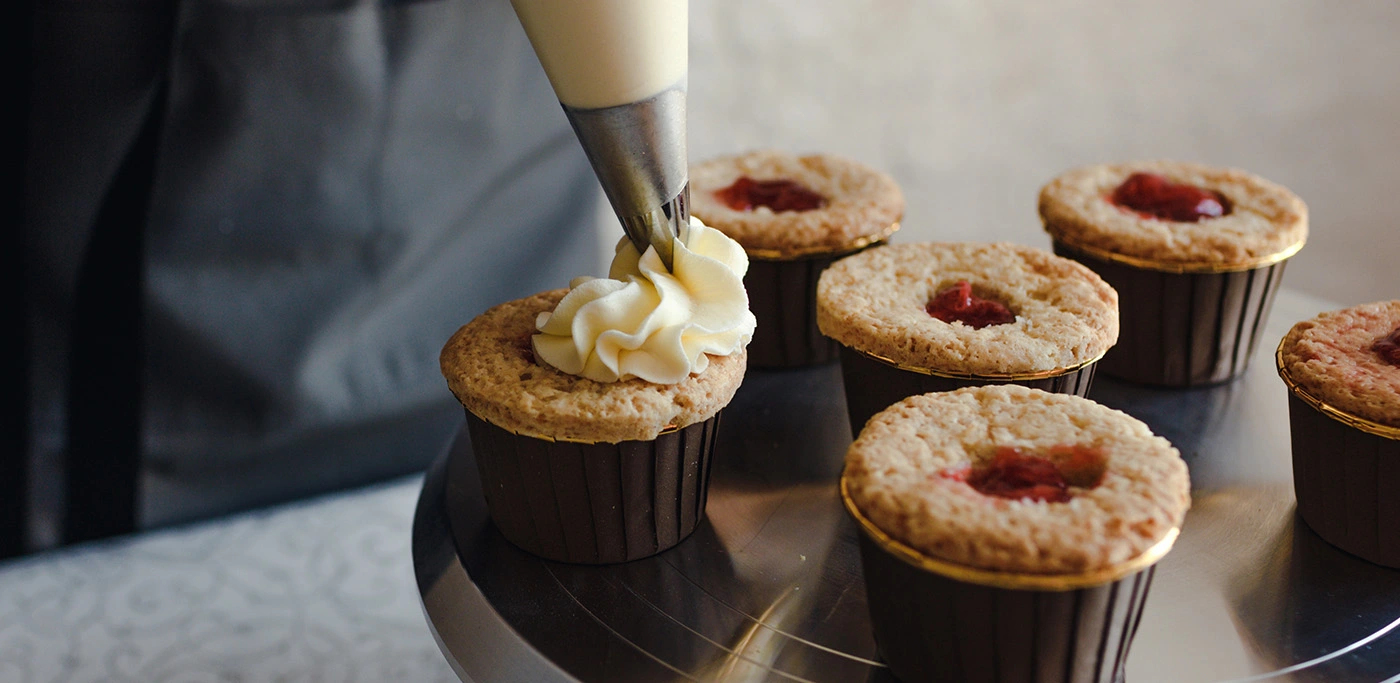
[816,241,1118,434]
[1040,160,1307,387]
[690,150,904,368]
[1276,300,1400,568]
[439,218,755,564]
[842,385,1191,683]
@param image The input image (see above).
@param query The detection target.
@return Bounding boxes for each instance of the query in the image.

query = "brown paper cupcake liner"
[744,254,846,369]
[842,477,1176,683]
[838,345,1099,436]
[1053,240,1290,387]
[459,410,721,564]
[1278,351,1400,568]
[745,234,893,370]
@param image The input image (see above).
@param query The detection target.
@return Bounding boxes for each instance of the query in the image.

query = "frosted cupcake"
[690,150,904,368]
[817,242,1118,433]
[1276,300,1400,567]
[440,219,755,564]
[842,385,1190,683]
[1040,160,1307,386]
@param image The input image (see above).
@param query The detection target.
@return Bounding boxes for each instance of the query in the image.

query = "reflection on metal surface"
[1227,614,1400,682]
[414,290,1400,683]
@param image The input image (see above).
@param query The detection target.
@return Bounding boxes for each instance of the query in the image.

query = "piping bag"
[509,0,689,271]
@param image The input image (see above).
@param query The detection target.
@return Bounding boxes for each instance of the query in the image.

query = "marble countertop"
[0,476,456,683]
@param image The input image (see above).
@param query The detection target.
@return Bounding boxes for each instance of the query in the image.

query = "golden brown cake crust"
[1038,160,1308,267]
[689,150,905,258]
[844,385,1191,574]
[1278,300,1400,428]
[816,242,1118,375]
[440,290,748,443]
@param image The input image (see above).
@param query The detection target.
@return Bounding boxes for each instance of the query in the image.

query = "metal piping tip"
[618,186,687,268]
[563,85,688,270]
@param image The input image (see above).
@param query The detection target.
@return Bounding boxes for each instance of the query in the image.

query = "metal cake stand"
[413,290,1400,682]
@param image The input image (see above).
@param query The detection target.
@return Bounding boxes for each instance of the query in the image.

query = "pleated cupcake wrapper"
[744,237,890,369]
[1277,348,1400,568]
[842,476,1176,683]
[460,409,721,564]
[838,345,1099,437]
[1051,238,1296,388]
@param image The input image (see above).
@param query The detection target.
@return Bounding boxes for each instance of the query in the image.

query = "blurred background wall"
[675,0,1398,306]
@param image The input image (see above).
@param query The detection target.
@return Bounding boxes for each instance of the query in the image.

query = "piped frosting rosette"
[533,218,757,384]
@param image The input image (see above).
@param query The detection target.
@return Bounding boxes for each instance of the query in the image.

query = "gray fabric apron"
[25,0,600,540]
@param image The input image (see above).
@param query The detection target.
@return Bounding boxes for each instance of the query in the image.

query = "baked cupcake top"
[689,150,905,258]
[816,242,1118,376]
[440,289,748,443]
[1039,160,1308,268]
[844,385,1191,574]
[1277,300,1400,428]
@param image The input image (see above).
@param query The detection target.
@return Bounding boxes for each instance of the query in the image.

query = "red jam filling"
[926,281,1016,329]
[1110,172,1230,222]
[1374,326,1400,366]
[715,176,827,213]
[959,445,1107,503]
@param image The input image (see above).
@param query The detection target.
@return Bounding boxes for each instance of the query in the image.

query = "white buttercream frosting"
[533,218,755,383]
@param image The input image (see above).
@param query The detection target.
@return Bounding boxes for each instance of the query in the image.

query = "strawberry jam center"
[1110,172,1230,222]
[926,281,1016,329]
[715,176,827,212]
[1374,326,1400,366]
[959,445,1107,503]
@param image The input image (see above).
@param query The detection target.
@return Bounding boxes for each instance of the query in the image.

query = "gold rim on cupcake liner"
[465,405,680,445]
[1051,234,1305,274]
[744,221,901,261]
[1275,341,1400,440]
[852,346,1106,382]
[840,475,1179,591]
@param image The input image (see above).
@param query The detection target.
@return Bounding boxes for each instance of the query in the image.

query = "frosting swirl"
[532,218,756,383]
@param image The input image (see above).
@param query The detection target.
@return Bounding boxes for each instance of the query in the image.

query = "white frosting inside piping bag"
[533,218,755,383]
[509,0,688,109]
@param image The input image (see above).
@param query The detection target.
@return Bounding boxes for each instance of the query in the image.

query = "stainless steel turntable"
[413,290,1400,682]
